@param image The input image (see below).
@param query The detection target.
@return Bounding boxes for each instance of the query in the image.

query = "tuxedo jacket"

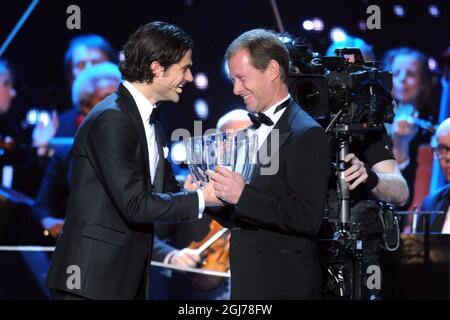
[215,100,330,299]
[46,84,199,299]
[32,145,73,223]
[418,184,450,233]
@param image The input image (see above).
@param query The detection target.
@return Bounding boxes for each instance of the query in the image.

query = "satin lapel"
[153,120,166,193]
[116,84,151,182]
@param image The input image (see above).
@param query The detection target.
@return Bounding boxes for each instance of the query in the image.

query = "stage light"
[26,109,51,127]
[312,18,324,31]
[393,5,405,17]
[358,20,367,32]
[428,5,440,17]
[302,20,314,31]
[428,57,437,71]
[330,27,347,42]
[170,141,187,164]
[194,72,208,90]
[194,98,209,120]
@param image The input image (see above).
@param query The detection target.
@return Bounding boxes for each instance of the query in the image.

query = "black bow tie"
[248,112,274,129]
[149,107,160,125]
[248,98,291,129]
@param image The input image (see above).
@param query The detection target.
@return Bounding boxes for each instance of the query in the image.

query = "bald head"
[436,118,450,139]
[216,109,252,132]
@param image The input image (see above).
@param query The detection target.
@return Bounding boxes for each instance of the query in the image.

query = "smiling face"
[71,45,108,79]
[152,49,193,103]
[391,54,423,104]
[228,48,278,114]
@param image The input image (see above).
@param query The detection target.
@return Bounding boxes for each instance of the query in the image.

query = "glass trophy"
[185,129,258,188]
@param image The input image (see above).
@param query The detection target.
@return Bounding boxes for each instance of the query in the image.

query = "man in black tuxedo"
[46,21,221,300]
[208,29,330,299]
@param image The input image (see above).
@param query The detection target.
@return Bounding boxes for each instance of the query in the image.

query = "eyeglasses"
[432,144,450,159]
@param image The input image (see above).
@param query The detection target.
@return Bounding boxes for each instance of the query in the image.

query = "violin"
[188,219,230,291]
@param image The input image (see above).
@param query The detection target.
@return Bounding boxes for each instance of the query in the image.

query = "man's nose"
[185,69,193,83]
[233,81,242,96]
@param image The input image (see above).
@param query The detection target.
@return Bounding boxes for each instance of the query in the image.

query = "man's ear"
[266,59,281,81]
[150,61,164,78]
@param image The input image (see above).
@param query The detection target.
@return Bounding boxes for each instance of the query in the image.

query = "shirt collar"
[123,80,156,124]
[262,94,291,119]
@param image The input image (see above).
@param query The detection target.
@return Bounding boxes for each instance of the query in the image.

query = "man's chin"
[245,103,258,113]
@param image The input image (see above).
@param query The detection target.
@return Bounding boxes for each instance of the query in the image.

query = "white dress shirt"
[122,81,204,217]
[254,94,290,150]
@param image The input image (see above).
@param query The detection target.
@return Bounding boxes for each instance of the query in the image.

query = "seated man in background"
[149,109,251,300]
[32,34,117,155]
[418,118,450,233]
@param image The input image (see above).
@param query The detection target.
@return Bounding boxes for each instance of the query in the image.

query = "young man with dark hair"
[46,21,222,300]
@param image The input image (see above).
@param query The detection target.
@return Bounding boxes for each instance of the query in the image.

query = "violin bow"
[192,228,230,256]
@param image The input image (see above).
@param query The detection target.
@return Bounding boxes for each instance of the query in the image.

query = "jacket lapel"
[116,84,152,184]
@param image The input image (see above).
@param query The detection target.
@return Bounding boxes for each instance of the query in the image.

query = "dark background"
[0,0,449,137]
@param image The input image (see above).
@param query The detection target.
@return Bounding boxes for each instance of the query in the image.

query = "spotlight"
[312,18,324,31]
[26,109,52,127]
[330,27,347,42]
[194,72,208,90]
[428,5,440,17]
[119,51,125,62]
[302,20,314,31]
[393,5,405,17]
[428,57,437,71]
[358,20,367,32]
[194,98,209,120]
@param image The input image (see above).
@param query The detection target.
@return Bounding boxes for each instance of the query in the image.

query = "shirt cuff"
[397,157,410,170]
[196,189,205,219]
[163,250,178,265]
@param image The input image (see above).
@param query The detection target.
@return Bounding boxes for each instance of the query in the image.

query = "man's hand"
[169,248,201,268]
[32,111,59,150]
[183,174,198,191]
[202,180,224,207]
[207,166,245,204]
[344,153,368,190]
[391,115,419,163]
[41,217,64,238]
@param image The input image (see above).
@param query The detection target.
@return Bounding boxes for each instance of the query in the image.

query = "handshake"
[183,166,246,207]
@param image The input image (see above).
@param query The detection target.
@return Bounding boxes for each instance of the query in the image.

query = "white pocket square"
[163,146,169,159]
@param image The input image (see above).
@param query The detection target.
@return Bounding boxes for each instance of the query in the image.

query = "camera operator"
[282,35,409,299]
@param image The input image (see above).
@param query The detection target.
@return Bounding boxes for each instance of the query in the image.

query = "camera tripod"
[321,120,381,300]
